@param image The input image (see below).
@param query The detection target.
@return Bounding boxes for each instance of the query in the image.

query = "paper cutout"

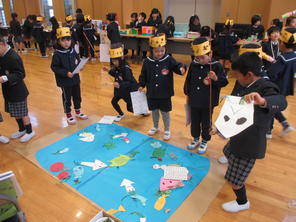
[50,162,65,172]
[80,160,107,171]
[95,124,101,131]
[123,138,130,144]
[159,177,184,191]
[154,194,169,211]
[168,152,178,160]
[130,192,147,206]
[140,218,147,222]
[151,147,166,161]
[52,147,69,154]
[73,58,89,74]
[112,133,128,139]
[103,142,116,150]
[150,141,162,148]
[165,209,171,214]
[153,164,189,181]
[120,179,135,192]
[215,96,254,138]
[130,91,149,115]
[79,132,95,142]
[109,155,132,167]
[57,171,70,180]
[73,166,84,184]
[99,116,117,124]
[106,205,126,215]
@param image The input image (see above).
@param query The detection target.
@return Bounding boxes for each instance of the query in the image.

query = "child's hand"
[102,66,109,72]
[209,128,218,135]
[138,87,144,92]
[180,66,186,75]
[114,82,120,88]
[244,92,266,106]
[203,77,211,85]
[67,72,74,78]
[266,56,275,63]
[208,71,218,81]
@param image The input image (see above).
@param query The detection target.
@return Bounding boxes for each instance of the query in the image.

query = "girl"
[129,12,138,28]
[147,8,162,28]
[82,15,97,61]
[157,16,175,38]
[138,34,186,140]
[189,15,201,33]
[246,15,265,41]
[136,12,147,29]
[106,13,122,48]
[23,15,34,49]
[103,47,138,121]
[9,13,25,53]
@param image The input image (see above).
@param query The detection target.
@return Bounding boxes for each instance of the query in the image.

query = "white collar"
[147,55,170,62]
[1,46,11,57]
[247,79,258,88]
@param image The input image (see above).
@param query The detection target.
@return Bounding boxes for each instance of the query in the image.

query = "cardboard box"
[186,32,201,39]
[141,26,155,36]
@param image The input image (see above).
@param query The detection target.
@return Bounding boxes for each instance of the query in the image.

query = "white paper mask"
[215,96,254,138]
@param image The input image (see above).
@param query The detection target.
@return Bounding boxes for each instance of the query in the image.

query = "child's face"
[138,15,144,22]
[112,59,120,67]
[59,37,72,49]
[289,18,296,28]
[270,31,280,42]
[193,18,200,25]
[279,41,289,52]
[153,46,166,60]
[0,42,7,56]
[254,20,261,26]
[233,70,253,87]
[152,13,159,19]
[131,16,137,22]
[194,53,211,65]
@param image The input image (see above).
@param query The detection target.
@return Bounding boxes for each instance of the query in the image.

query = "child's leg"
[160,111,170,132]
[90,42,95,58]
[152,109,160,128]
[15,118,26,132]
[38,42,46,56]
[111,96,124,116]
[190,107,202,140]
[21,116,33,134]
[61,86,73,114]
[123,96,133,113]
[72,84,82,112]
[201,108,211,142]
[232,184,248,205]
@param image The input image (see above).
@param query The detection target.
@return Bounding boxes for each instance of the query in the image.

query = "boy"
[51,27,88,125]
[82,15,97,61]
[136,12,147,29]
[184,37,228,153]
[246,15,265,41]
[32,16,47,58]
[65,15,79,50]
[129,12,138,28]
[267,27,296,137]
[0,28,35,142]
[218,52,287,213]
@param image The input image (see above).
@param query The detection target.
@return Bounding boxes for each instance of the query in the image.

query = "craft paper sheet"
[73,58,89,74]
[130,91,149,115]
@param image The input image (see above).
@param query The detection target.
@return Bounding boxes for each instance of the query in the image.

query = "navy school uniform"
[82,23,96,58]
[139,54,184,112]
[65,24,78,43]
[261,40,280,71]
[108,64,138,114]
[51,45,81,113]
[147,17,162,28]
[157,23,175,38]
[32,22,47,56]
[107,21,122,45]
[184,60,228,141]
[246,25,265,40]
[135,21,147,29]
[189,24,201,33]
[214,32,239,60]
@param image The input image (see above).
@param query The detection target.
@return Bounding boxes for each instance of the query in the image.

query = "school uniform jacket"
[135,21,147,29]
[139,55,184,99]
[51,46,80,87]
[107,22,121,44]
[0,48,29,102]
[268,51,296,96]
[147,17,162,28]
[229,78,287,159]
[214,32,239,59]
[109,65,138,97]
[65,24,78,43]
[32,22,46,43]
[261,40,280,71]
[189,24,201,33]
[246,25,265,40]
[184,60,228,108]
[83,23,96,43]
[72,23,83,43]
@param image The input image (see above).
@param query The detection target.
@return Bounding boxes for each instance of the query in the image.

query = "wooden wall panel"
[2,0,12,25]
[53,0,66,22]
[12,0,27,20]
[268,0,296,25]
[75,0,94,17]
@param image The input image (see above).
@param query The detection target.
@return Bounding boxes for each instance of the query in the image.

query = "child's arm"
[205,64,228,88]
[118,66,137,89]
[51,54,70,78]
[169,56,187,75]
[0,58,25,85]
[138,61,148,91]
[267,57,285,81]
[183,65,192,96]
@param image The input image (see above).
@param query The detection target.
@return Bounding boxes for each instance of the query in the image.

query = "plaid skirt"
[5,100,28,117]
[223,142,256,187]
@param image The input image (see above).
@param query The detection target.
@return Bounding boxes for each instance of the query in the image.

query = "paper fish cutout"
[150,141,162,148]
[79,132,95,142]
[52,147,69,154]
[130,192,147,206]
[154,194,169,211]
[215,96,254,138]
[50,162,65,172]
[80,160,107,170]
[120,179,135,192]
[109,155,132,167]
[151,147,166,161]
[112,133,128,139]
[153,164,189,181]
[106,205,126,215]
[73,166,84,184]
[95,124,101,131]
[159,177,184,191]
[103,142,116,150]
[57,171,70,180]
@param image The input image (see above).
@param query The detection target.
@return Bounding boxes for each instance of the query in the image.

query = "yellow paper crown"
[36,16,44,22]
[109,47,123,58]
[84,15,92,22]
[191,40,211,56]
[239,45,269,60]
[281,29,296,44]
[65,15,73,22]
[225,19,234,26]
[149,34,166,48]
[56,27,71,39]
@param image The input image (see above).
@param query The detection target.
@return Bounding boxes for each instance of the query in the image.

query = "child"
[189,15,201,33]
[49,16,60,50]
[9,13,26,53]
[246,15,265,41]
[267,27,296,137]
[261,26,281,71]
[271,18,282,30]
[32,16,48,57]
[0,112,9,144]
[82,15,97,61]
[216,52,287,213]
[106,13,122,48]
[129,12,138,28]
[285,16,296,28]
[103,47,138,121]
[0,28,36,143]
[65,15,78,46]
[73,14,84,58]
[147,8,162,28]
[51,27,88,125]
[23,15,34,49]
[138,34,186,140]
[157,16,175,38]
[136,12,147,29]
[184,37,228,153]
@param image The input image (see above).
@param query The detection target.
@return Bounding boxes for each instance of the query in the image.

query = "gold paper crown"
[109,47,123,59]
[191,40,211,56]
[56,27,71,39]
[36,16,44,22]
[84,15,92,22]
[225,19,234,26]
[239,45,269,60]
[281,29,296,44]
[65,15,73,22]
[149,34,166,48]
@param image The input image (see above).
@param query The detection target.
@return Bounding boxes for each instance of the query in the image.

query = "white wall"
[165,0,221,27]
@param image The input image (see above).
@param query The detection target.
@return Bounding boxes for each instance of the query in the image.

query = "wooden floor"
[0,49,296,222]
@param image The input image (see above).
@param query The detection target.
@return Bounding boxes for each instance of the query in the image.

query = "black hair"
[189,15,200,26]
[11,13,18,20]
[49,16,59,26]
[106,13,116,22]
[0,28,8,43]
[286,16,296,27]
[272,18,282,29]
[149,8,162,20]
[192,37,208,45]
[130,12,138,19]
[139,12,146,20]
[76,8,83,14]
[164,16,175,25]
[31,15,37,21]
[76,14,84,24]
[200,26,215,38]
[251,15,261,26]
[267,26,280,36]
[283,27,296,49]
[232,52,262,76]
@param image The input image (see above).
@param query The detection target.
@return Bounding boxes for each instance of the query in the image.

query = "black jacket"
[9,20,22,36]
[189,24,201,32]
[214,32,239,59]
[107,22,121,44]
[0,48,29,102]
[147,17,162,28]
[261,40,280,71]
[139,55,184,99]
[32,23,46,43]
[83,23,96,43]
[246,25,265,40]
[184,60,228,108]
[51,45,81,87]
[157,23,175,38]
[229,78,287,159]
[72,23,83,42]
[109,65,138,97]
[135,21,147,29]
[23,19,33,38]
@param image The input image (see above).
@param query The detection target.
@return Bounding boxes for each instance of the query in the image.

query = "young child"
[9,13,26,53]
[32,16,48,57]
[157,16,175,38]
[216,52,287,213]
[138,34,186,140]
[136,12,147,29]
[103,47,138,121]
[82,15,97,61]
[184,37,228,153]
[106,13,122,48]
[73,14,84,58]
[246,15,265,41]
[189,15,201,33]
[285,16,296,28]
[147,8,162,28]
[23,15,34,49]
[65,15,79,47]
[0,28,36,142]
[49,16,59,49]
[261,26,281,71]
[267,27,296,137]
[51,27,88,125]
[129,12,138,28]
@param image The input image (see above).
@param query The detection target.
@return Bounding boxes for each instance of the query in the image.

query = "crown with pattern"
[56,27,71,39]
[36,16,44,22]
[225,19,234,26]
[191,40,211,56]
[109,47,123,58]
[281,29,296,44]
[65,15,73,22]
[239,44,270,60]
[149,34,166,48]
[84,15,92,22]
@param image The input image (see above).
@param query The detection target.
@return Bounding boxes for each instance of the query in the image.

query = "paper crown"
[84,15,92,22]
[65,15,73,22]
[191,40,211,56]
[149,34,166,48]
[56,27,71,39]
[225,19,234,26]
[281,29,296,44]
[239,45,269,60]
[36,16,44,22]
[109,47,123,58]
